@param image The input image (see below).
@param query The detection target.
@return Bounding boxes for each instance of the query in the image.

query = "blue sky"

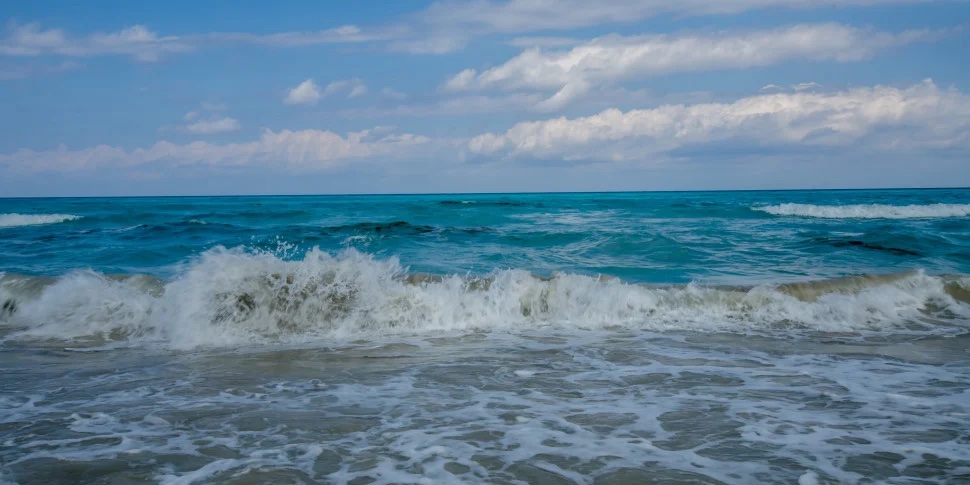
[1,0,968,196]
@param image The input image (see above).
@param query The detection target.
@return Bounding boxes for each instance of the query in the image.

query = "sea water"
[1,189,969,484]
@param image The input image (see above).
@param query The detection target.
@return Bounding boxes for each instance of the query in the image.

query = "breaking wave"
[0,213,82,228]
[1,247,968,349]
[755,203,970,219]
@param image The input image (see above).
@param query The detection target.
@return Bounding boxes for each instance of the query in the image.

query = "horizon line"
[1,185,968,200]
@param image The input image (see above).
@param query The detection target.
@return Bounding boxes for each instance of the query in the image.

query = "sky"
[1,0,969,196]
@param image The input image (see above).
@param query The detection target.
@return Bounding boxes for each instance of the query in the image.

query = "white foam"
[0,213,82,228]
[3,329,969,483]
[798,471,820,485]
[754,203,970,219]
[3,247,968,349]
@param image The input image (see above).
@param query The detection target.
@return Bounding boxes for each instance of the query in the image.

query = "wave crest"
[754,203,970,219]
[2,248,968,349]
[0,213,82,228]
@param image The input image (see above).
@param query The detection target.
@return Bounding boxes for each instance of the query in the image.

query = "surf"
[2,247,967,349]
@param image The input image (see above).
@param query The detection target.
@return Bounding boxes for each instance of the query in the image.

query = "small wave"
[0,213,82,228]
[2,248,968,349]
[755,203,970,219]
[329,221,436,235]
[807,237,923,257]
[438,200,537,207]
[326,221,492,236]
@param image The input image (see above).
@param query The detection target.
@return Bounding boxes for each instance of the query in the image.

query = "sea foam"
[2,247,967,349]
[0,213,82,228]
[754,203,970,219]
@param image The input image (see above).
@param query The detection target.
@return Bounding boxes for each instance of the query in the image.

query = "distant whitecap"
[0,213,82,228]
[754,203,970,219]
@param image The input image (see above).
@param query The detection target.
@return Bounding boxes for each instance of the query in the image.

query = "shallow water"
[1,189,969,483]
[3,332,969,484]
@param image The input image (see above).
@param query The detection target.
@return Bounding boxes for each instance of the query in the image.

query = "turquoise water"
[2,189,969,282]
[2,189,970,483]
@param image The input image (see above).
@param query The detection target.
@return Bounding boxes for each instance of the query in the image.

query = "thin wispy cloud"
[419,0,939,33]
[3,0,941,62]
[178,103,240,134]
[206,24,401,47]
[185,117,241,135]
[381,87,408,100]
[0,60,80,80]
[1,129,431,173]
[323,78,368,98]
[0,23,191,61]
[0,22,401,62]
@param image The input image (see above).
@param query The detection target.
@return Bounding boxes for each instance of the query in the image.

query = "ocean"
[1,189,969,484]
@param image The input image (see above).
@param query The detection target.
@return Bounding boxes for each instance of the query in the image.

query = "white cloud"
[179,103,235,133]
[284,79,322,105]
[420,0,936,33]
[1,128,431,173]
[446,24,936,110]
[342,92,547,118]
[381,87,408,100]
[792,82,822,91]
[322,78,368,98]
[388,36,469,54]
[185,116,241,135]
[0,60,80,80]
[0,23,191,61]
[0,22,400,62]
[507,36,583,48]
[348,84,368,98]
[210,24,399,46]
[200,101,227,111]
[2,1,943,62]
[468,80,970,161]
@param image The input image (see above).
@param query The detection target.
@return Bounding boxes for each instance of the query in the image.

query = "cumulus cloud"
[446,24,936,110]
[284,79,322,105]
[0,128,431,173]
[467,80,970,161]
